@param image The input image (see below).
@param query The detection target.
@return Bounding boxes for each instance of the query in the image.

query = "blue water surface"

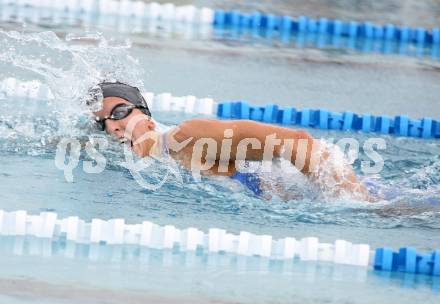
[0,9,439,304]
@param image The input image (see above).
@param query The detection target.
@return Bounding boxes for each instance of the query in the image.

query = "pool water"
[0,235,439,304]
[1,3,440,303]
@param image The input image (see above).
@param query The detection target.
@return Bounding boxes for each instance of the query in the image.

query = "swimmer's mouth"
[120,138,134,148]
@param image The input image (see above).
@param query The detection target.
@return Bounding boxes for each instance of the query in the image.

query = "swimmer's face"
[93,97,155,157]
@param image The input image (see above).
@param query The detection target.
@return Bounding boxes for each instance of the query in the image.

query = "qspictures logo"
[54,118,387,191]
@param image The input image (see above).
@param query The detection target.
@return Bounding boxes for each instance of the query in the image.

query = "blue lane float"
[217,101,440,139]
[374,247,440,276]
[210,9,439,59]
[2,77,437,140]
[213,9,439,47]
[213,23,438,59]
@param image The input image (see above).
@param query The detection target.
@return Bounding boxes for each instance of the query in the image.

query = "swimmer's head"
[91,82,156,157]
[89,81,151,119]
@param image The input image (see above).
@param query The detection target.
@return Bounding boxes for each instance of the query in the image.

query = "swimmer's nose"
[105,120,124,138]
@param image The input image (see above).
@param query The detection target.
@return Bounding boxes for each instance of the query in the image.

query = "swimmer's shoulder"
[175,118,242,140]
[177,118,277,135]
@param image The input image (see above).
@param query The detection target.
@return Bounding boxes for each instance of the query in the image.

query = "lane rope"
[0,1,438,58]
[2,78,439,139]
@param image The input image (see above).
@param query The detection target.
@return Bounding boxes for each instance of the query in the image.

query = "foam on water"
[0,30,146,155]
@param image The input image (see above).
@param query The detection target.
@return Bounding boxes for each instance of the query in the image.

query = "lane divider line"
[2,209,440,277]
[0,0,438,59]
[217,100,440,139]
[1,78,439,139]
[0,209,371,267]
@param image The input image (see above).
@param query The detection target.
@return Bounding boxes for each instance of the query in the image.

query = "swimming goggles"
[95,103,149,131]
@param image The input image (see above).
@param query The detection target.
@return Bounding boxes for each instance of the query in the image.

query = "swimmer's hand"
[307,141,375,202]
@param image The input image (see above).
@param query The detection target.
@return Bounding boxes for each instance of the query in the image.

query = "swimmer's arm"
[176,119,368,197]
[228,120,315,173]
[176,119,315,172]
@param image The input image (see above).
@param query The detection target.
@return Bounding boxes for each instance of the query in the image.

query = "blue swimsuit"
[230,171,262,196]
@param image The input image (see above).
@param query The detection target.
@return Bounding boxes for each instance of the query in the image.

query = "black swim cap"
[97,81,151,116]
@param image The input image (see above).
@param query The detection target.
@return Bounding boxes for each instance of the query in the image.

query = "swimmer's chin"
[131,141,156,158]
[131,144,148,158]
